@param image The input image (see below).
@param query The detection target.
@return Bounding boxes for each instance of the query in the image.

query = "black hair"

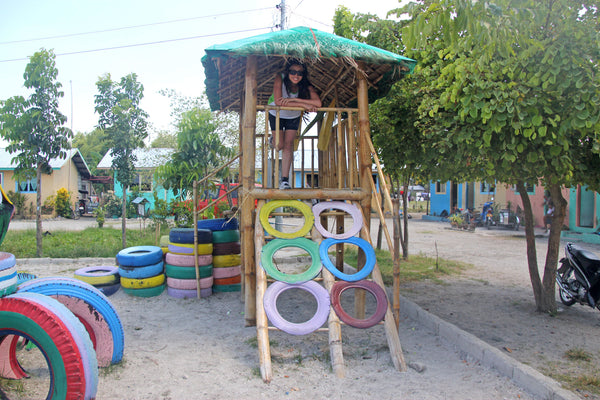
[283,60,312,99]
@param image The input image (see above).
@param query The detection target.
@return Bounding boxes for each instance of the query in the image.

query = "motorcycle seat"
[569,244,600,273]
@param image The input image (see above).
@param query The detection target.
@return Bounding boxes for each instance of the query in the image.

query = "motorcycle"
[556,243,600,310]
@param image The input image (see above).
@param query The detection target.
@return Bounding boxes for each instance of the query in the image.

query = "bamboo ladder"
[253,107,406,382]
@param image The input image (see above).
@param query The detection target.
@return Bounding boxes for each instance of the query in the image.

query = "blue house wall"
[429,180,453,216]
[112,173,178,210]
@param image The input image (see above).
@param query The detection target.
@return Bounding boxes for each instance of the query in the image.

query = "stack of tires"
[0,252,18,297]
[165,228,213,299]
[74,266,121,296]
[117,246,165,297]
[200,218,241,293]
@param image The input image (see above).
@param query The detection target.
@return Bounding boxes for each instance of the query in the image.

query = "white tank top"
[269,79,302,119]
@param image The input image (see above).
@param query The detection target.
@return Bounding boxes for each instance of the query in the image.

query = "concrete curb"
[398,294,578,400]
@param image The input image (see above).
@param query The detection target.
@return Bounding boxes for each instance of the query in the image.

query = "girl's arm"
[279,86,321,111]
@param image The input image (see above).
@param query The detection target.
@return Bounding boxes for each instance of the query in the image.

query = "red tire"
[330,280,388,329]
[213,275,241,286]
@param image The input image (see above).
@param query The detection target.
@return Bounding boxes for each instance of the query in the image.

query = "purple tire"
[263,280,330,335]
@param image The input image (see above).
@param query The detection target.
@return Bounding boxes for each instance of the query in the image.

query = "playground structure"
[201,27,417,381]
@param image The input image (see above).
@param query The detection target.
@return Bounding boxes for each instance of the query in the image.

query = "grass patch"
[2,227,160,258]
[564,348,592,362]
[546,371,600,396]
[338,246,468,285]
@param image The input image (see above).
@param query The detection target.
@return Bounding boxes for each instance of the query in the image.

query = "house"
[429,179,571,228]
[0,147,92,215]
[96,148,176,209]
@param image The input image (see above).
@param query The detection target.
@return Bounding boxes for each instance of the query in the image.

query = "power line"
[0,7,274,45]
[0,26,275,63]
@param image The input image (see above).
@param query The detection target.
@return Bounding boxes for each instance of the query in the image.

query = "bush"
[55,188,72,218]
[6,191,26,218]
[42,195,56,215]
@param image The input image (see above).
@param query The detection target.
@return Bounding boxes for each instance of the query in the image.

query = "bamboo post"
[368,174,394,252]
[358,206,407,372]
[392,198,401,328]
[254,200,272,382]
[241,55,258,326]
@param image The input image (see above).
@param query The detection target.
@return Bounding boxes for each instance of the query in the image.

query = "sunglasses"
[288,70,304,76]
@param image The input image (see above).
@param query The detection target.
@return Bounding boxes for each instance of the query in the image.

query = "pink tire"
[0,335,27,379]
[53,294,114,368]
[212,265,241,279]
[165,253,213,267]
[167,286,212,299]
[166,276,213,290]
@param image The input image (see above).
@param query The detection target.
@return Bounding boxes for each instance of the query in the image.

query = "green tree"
[401,0,600,312]
[72,128,110,175]
[95,73,148,247]
[0,49,72,256]
[156,107,235,199]
[150,129,178,148]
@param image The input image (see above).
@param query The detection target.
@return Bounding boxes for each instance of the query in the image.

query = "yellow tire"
[212,254,241,268]
[120,273,165,289]
[259,200,314,239]
[168,242,213,255]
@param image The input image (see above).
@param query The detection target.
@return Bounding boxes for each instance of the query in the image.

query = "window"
[16,178,37,193]
[306,174,319,188]
[130,173,152,192]
[480,182,495,194]
[435,181,446,194]
[513,183,535,194]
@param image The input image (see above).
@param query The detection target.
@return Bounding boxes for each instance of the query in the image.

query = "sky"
[0,0,407,142]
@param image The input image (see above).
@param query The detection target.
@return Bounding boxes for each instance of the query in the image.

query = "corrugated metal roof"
[202,26,416,113]
[97,148,175,169]
[0,147,91,178]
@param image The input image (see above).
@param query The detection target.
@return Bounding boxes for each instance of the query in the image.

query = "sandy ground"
[2,215,599,399]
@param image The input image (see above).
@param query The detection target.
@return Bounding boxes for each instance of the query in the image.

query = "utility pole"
[280,0,287,30]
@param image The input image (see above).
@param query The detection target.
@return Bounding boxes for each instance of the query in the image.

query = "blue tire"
[319,237,376,282]
[197,217,239,231]
[0,252,15,271]
[169,228,212,244]
[118,261,164,279]
[17,277,125,365]
[116,246,163,267]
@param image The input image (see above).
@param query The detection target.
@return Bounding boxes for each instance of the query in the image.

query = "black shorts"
[269,113,301,131]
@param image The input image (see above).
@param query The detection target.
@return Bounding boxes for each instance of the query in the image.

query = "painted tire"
[0,293,97,399]
[54,294,113,368]
[116,246,163,267]
[0,266,16,280]
[0,335,28,379]
[165,253,212,267]
[120,274,165,289]
[212,283,241,292]
[213,265,241,279]
[95,282,121,297]
[330,280,388,329]
[159,235,170,247]
[213,275,241,286]
[197,217,239,231]
[212,241,241,255]
[168,242,213,255]
[169,228,212,244]
[319,237,376,282]
[166,276,213,290]
[165,264,213,280]
[16,272,37,286]
[312,201,363,239]
[211,230,240,244]
[122,284,165,298]
[259,200,314,239]
[263,281,330,335]
[213,254,241,268]
[167,286,212,298]
[0,252,16,271]
[118,261,164,279]
[261,238,321,284]
[74,266,119,286]
[0,274,18,297]
[18,277,125,365]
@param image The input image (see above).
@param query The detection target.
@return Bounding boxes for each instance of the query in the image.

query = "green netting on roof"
[202,26,417,112]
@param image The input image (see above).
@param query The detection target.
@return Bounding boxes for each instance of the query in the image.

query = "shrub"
[55,188,72,218]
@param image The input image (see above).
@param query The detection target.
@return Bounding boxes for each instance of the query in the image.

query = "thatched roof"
[202,26,416,113]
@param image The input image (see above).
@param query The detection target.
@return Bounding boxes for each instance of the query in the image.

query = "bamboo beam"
[366,136,394,215]
[254,200,272,382]
[241,56,258,326]
[358,207,407,372]
[392,198,401,328]
[248,187,368,201]
[368,174,394,252]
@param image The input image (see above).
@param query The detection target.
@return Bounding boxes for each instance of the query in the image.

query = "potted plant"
[449,214,464,228]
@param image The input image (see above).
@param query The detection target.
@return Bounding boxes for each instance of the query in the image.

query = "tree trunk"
[517,181,543,307]
[35,164,43,257]
[401,181,409,259]
[122,187,127,248]
[541,183,566,313]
